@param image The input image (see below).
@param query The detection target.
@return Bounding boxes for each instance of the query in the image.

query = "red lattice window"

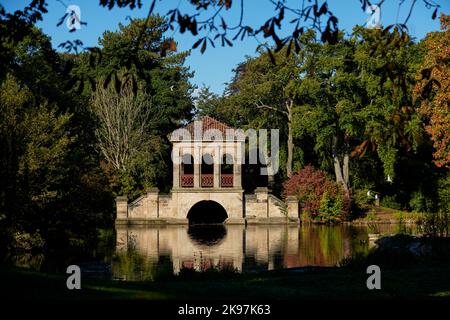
[181,174,194,187]
[221,174,233,187]
[201,174,214,187]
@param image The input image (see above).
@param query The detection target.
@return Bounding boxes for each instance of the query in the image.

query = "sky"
[3,0,449,94]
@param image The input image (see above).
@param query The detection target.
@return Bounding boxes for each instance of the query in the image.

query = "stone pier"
[115,116,299,225]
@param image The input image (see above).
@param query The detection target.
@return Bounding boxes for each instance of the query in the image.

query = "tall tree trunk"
[286,99,294,178]
[343,152,349,187]
[332,134,349,192]
[342,137,350,190]
[255,98,295,178]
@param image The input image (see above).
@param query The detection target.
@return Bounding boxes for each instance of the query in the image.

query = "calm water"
[112,224,417,281]
[5,224,417,281]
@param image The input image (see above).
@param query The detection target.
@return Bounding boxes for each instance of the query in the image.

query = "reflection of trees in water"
[112,247,158,281]
[295,225,369,267]
[111,224,419,280]
[126,233,138,251]
[187,225,227,246]
[8,253,45,270]
[367,223,381,234]
[393,224,418,235]
[181,257,236,272]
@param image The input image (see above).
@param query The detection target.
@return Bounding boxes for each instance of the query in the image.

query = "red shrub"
[283,165,350,221]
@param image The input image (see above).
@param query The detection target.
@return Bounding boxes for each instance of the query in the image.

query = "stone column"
[255,187,269,218]
[233,143,243,189]
[194,144,201,188]
[255,187,269,202]
[214,146,220,188]
[286,196,299,220]
[172,146,180,189]
[145,187,159,219]
[115,196,128,222]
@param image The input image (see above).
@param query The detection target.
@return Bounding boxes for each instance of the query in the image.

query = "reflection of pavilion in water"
[115,225,376,274]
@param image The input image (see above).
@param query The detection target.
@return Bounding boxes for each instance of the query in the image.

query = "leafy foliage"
[380,195,402,210]
[436,172,450,214]
[283,165,350,222]
[74,17,194,196]
[413,14,450,169]
[0,28,105,248]
[200,21,448,213]
[0,3,448,258]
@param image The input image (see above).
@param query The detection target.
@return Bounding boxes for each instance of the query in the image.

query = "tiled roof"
[185,116,231,136]
[171,116,243,141]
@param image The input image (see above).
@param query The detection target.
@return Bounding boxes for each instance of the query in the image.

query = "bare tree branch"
[90,82,151,172]
[404,0,418,24]
[255,100,289,117]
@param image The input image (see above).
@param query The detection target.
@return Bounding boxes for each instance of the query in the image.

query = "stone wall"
[245,187,298,224]
[168,189,244,223]
[159,194,175,218]
[116,187,298,225]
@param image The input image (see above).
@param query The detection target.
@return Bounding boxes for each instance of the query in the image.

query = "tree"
[90,82,164,196]
[73,17,194,194]
[350,26,425,181]
[292,31,360,192]
[1,1,442,101]
[194,86,224,121]
[296,26,424,191]
[1,1,442,58]
[414,14,450,169]
[90,83,151,173]
[223,36,316,178]
[0,28,112,245]
[85,17,193,132]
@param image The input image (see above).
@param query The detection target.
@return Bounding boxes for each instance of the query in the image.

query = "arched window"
[181,154,194,187]
[221,154,233,173]
[182,154,193,174]
[201,153,214,187]
[244,147,267,190]
[221,154,234,187]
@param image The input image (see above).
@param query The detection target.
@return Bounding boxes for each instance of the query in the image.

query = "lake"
[4,223,418,281]
[111,223,417,281]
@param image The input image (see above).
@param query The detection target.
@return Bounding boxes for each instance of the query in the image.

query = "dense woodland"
[199,15,449,222]
[0,9,448,250]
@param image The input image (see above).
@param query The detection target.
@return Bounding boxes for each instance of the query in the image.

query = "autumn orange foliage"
[414,14,450,169]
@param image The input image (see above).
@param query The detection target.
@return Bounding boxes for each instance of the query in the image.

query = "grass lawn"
[1,264,450,301]
[352,206,423,223]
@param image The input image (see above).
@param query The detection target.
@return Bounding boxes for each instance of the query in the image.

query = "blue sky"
[3,0,449,94]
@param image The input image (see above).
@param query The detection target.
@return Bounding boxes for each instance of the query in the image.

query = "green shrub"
[394,211,424,223]
[409,191,433,213]
[353,188,374,210]
[318,191,344,222]
[394,211,404,222]
[365,209,379,221]
[422,211,450,237]
[381,195,401,210]
[437,173,450,213]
